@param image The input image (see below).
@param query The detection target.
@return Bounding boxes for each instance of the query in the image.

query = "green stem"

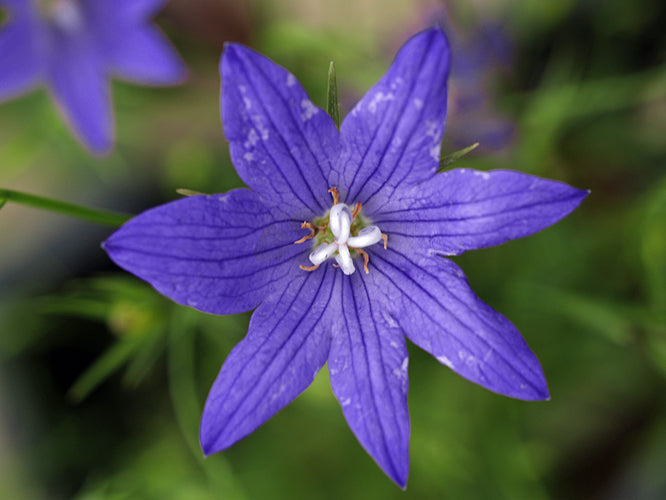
[0,188,131,227]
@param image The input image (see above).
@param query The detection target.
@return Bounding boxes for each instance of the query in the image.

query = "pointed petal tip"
[411,24,449,51]
[221,41,250,64]
[199,416,231,457]
[512,376,550,402]
[392,469,409,490]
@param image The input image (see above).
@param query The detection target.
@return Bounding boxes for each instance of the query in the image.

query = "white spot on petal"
[341,397,351,406]
[243,152,254,162]
[382,311,399,329]
[286,73,297,87]
[300,100,319,121]
[473,170,490,180]
[256,122,269,140]
[413,98,423,109]
[425,120,440,139]
[389,77,404,91]
[430,143,441,161]
[367,91,395,114]
[244,128,259,148]
[437,355,454,368]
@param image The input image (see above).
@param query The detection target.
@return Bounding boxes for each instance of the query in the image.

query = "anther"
[294,222,315,244]
[299,264,320,272]
[381,233,388,250]
[328,186,340,205]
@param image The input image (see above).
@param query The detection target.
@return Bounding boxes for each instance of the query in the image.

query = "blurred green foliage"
[1,0,665,498]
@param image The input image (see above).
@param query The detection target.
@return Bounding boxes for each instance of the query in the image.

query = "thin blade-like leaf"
[68,335,146,402]
[327,61,340,128]
[437,142,479,171]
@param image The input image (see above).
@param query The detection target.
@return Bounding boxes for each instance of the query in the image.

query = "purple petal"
[103,190,307,315]
[328,271,410,487]
[47,30,112,153]
[333,27,450,212]
[369,246,549,400]
[82,0,184,85]
[374,169,589,256]
[0,15,42,100]
[91,0,168,21]
[97,25,185,84]
[200,265,336,454]
[0,0,32,12]
[221,43,340,218]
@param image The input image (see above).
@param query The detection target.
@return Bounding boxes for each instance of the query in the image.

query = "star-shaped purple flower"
[103,27,587,487]
[0,0,185,153]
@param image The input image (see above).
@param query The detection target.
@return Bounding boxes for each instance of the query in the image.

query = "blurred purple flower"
[103,28,587,486]
[0,0,185,153]
[446,20,516,151]
[392,4,517,152]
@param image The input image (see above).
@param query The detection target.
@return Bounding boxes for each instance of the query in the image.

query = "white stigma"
[51,0,84,32]
[308,202,383,276]
[329,204,352,244]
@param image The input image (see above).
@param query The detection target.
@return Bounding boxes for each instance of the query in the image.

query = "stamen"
[297,189,386,276]
[351,202,362,220]
[299,264,321,272]
[352,247,371,274]
[328,186,340,205]
[294,222,315,244]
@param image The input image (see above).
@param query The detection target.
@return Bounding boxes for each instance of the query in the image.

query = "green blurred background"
[1,0,665,498]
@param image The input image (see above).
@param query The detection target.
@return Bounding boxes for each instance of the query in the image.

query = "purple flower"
[103,27,587,487]
[0,0,185,153]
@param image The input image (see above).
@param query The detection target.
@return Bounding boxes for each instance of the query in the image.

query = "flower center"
[295,187,387,275]
[38,0,83,32]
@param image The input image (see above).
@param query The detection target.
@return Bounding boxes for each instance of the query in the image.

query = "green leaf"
[167,308,246,498]
[0,188,131,227]
[524,284,662,345]
[176,188,206,197]
[640,176,666,313]
[68,335,147,402]
[646,330,666,378]
[123,330,165,387]
[437,142,480,171]
[326,61,340,129]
